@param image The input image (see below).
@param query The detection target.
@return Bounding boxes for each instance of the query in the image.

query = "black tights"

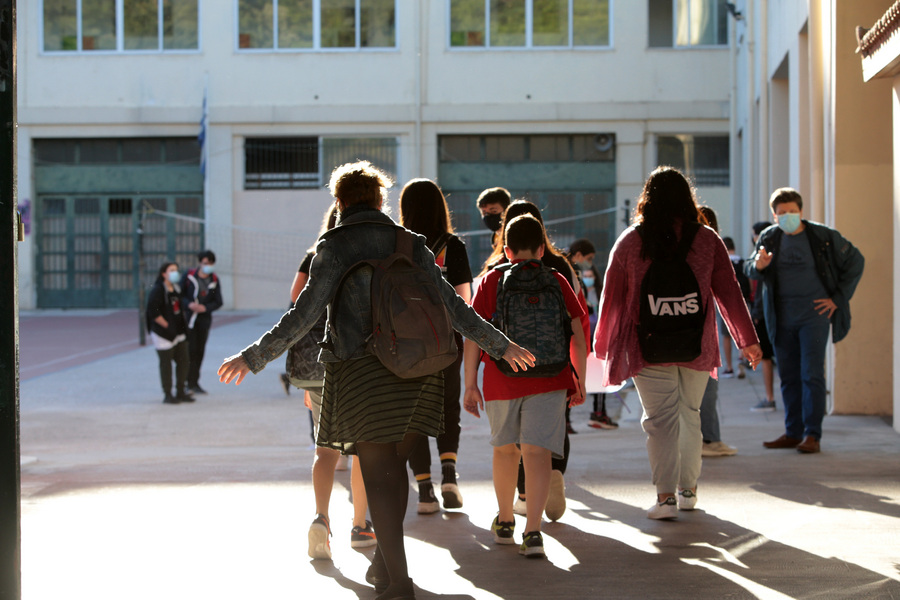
[356,432,422,587]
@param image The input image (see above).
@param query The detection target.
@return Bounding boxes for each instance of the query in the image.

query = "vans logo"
[647,292,700,316]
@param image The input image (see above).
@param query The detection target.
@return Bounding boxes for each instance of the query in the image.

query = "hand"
[303,390,312,410]
[754,247,773,271]
[189,302,206,313]
[740,344,763,370]
[463,387,484,418]
[501,342,536,373]
[218,354,251,385]
[568,383,586,407]
[813,298,837,318]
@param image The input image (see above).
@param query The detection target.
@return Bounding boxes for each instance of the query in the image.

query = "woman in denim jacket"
[219,161,534,600]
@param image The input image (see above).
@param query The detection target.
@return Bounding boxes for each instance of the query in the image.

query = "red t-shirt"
[472,260,585,401]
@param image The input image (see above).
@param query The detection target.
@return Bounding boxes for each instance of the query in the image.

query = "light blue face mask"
[777,212,801,234]
[582,276,595,288]
[201,265,215,275]
[167,270,181,284]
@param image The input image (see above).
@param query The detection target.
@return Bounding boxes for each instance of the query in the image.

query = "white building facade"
[17,0,736,312]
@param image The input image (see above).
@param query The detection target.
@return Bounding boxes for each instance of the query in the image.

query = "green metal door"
[35,194,204,308]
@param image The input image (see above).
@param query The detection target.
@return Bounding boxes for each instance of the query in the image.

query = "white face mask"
[201,265,215,275]
[167,270,181,284]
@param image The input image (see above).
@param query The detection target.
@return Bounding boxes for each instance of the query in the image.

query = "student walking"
[594,166,761,519]
[283,205,375,559]
[479,199,583,521]
[465,214,586,558]
[398,178,472,514]
[218,161,534,600]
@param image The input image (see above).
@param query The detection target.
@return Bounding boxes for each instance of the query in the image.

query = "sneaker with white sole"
[417,484,440,514]
[647,497,678,520]
[441,482,463,509]
[519,531,545,558]
[677,488,697,511]
[588,412,619,429]
[513,495,527,516]
[702,441,738,457]
[308,514,332,559]
[491,516,516,545]
[544,470,566,521]
[350,520,377,548]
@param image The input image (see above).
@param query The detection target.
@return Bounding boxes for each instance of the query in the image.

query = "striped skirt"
[316,354,445,455]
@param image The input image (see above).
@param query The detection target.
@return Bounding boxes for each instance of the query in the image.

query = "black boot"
[163,393,179,404]
[374,577,415,600]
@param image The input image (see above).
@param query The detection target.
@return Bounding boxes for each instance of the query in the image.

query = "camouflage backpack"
[491,260,572,378]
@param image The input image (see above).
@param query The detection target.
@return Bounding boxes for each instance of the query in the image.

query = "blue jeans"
[773,314,830,440]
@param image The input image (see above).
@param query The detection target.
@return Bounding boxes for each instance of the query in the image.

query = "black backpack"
[636,222,706,363]
[491,260,572,378]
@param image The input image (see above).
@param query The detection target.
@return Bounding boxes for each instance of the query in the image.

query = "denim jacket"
[744,221,864,344]
[241,205,510,373]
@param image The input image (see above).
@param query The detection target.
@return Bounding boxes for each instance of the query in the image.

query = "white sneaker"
[513,496,527,516]
[544,470,567,521]
[307,515,332,559]
[677,488,698,511]
[702,441,738,457]
[647,497,678,520]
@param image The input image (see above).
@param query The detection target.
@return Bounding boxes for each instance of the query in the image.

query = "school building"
[16,1,735,312]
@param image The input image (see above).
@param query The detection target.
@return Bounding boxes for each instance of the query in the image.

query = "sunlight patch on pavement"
[564,498,662,555]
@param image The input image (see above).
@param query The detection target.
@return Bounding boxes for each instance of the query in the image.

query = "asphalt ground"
[17,310,900,600]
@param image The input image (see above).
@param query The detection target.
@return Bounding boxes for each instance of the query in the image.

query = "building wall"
[17,3,733,310]
[733,0,895,418]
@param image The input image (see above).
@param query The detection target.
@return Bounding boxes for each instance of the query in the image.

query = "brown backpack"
[337,223,458,379]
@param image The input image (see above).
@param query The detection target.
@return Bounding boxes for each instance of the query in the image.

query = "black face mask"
[482,213,503,232]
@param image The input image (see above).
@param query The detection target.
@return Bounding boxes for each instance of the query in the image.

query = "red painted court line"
[19,310,251,380]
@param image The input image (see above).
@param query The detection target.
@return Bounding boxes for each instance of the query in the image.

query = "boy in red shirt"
[464,215,586,558]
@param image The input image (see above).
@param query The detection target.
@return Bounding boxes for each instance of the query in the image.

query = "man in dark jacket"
[746,188,864,454]
[181,250,223,395]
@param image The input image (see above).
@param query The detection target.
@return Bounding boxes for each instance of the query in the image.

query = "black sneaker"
[491,516,515,545]
[188,385,207,395]
[350,520,377,548]
[417,484,439,514]
[519,531,545,558]
[176,392,195,403]
[163,393,179,405]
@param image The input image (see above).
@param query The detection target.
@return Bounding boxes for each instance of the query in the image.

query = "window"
[657,134,729,186]
[450,0,610,49]
[439,134,615,162]
[34,138,201,166]
[237,0,396,50]
[244,137,397,190]
[649,0,728,48]
[42,0,199,53]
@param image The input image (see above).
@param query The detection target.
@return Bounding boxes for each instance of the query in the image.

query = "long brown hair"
[634,166,700,260]
[479,199,566,276]
[398,178,454,247]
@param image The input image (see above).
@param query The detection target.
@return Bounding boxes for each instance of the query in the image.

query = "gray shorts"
[484,390,567,459]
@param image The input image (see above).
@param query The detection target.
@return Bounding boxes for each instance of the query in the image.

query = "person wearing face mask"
[476,187,511,246]
[181,250,224,395]
[146,261,192,404]
[746,188,865,454]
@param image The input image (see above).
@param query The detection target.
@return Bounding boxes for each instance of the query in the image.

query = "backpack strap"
[429,232,453,256]
[676,222,701,258]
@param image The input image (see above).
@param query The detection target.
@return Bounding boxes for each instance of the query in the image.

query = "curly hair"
[328,160,393,209]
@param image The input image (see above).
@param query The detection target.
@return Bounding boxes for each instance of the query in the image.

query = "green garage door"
[33,138,203,309]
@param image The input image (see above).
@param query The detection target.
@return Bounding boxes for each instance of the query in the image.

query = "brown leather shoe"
[796,436,821,454]
[763,434,802,449]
